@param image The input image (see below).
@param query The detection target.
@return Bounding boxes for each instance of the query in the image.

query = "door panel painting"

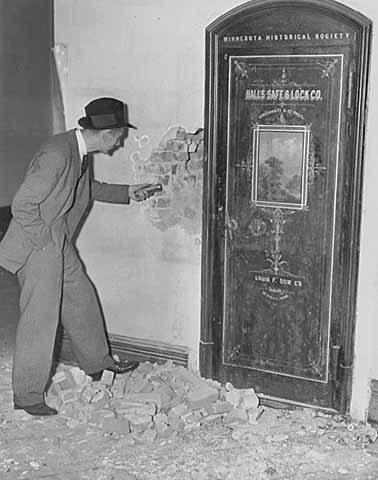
[253,125,310,209]
[223,55,342,383]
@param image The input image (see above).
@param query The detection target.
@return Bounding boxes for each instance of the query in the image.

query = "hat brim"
[78,117,137,130]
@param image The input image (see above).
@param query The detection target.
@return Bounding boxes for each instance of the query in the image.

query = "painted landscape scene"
[256,129,306,206]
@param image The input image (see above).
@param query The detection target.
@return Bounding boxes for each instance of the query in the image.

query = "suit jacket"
[0,129,130,273]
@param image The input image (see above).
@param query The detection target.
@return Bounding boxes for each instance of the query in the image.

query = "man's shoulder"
[41,129,76,154]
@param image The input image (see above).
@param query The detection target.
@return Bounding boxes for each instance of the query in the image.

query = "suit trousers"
[13,235,113,406]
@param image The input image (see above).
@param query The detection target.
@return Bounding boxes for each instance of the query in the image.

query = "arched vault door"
[200,0,371,412]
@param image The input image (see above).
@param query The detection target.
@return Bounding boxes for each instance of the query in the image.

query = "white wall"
[55,0,378,419]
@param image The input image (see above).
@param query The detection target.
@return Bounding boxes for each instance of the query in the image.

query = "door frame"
[200,0,372,413]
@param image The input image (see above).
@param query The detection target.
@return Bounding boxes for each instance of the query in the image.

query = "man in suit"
[0,97,155,416]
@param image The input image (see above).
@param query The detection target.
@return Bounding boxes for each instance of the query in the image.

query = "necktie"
[81,155,89,176]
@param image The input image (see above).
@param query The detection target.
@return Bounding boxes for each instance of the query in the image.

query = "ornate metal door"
[201,0,371,412]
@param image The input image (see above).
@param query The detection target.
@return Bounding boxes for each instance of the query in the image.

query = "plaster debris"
[1,352,378,479]
[46,362,263,441]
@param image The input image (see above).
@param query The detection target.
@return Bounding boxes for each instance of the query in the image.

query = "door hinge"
[331,345,341,382]
[339,362,353,371]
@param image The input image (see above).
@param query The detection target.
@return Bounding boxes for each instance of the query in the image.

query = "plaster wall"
[54,0,378,419]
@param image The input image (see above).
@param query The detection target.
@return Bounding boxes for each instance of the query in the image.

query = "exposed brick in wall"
[141,127,204,236]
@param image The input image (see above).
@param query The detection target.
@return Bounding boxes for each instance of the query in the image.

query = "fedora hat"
[78,97,137,130]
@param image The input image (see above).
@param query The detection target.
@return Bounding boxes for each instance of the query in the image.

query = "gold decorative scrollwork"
[265,209,289,275]
[319,59,338,79]
[233,60,248,79]
[225,212,239,242]
[308,137,327,185]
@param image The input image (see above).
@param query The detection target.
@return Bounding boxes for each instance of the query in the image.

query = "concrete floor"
[1,267,378,479]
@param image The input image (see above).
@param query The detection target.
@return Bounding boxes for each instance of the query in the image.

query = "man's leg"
[13,244,63,407]
[60,240,113,374]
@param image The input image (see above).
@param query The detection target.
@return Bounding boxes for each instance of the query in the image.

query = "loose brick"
[124,375,151,395]
[48,382,63,398]
[124,392,161,408]
[203,413,224,425]
[240,389,259,410]
[138,381,154,393]
[80,386,97,403]
[89,409,116,427]
[174,367,217,392]
[45,395,61,411]
[184,421,202,431]
[167,416,185,432]
[141,428,157,443]
[168,403,188,418]
[248,406,264,423]
[90,389,111,410]
[55,377,75,391]
[186,387,219,410]
[115,401,156,417]
[224,407,249,423]
[69,403,92,422]
[154,412,169,425]
[205,401,233,416]
[52,371,67,384]
[223,389,242,408]
[154,384,176,410]
[156,424,174,438]
[90,389,108,404]
[68,367,87,386]
[91,397,110,411]
[100,370,115,388]
[58,389,79,405]
[111,379,126,399]
[137,362,155,376]
[181,410,203,424]
[128,415,153,433]
[102,417,131,435]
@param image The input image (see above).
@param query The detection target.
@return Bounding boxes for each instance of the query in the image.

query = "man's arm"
[91,180,130,204]
[91,181,156,204]
[12,150,64,250]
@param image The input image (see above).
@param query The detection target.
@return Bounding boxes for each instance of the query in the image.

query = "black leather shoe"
[89,371,103,382]
[89,359,139,381]
[107,359,139,374]
[14,402,58,416]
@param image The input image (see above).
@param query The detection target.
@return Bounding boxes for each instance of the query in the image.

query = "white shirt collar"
[75,129,88,160]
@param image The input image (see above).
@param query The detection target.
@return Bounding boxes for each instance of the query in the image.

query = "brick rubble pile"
[46,361,263,441]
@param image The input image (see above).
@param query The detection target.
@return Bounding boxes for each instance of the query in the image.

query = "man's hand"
[129,183,163,202]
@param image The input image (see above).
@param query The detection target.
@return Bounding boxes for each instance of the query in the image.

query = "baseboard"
[55,329,189,368]
[259,393,338,414]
